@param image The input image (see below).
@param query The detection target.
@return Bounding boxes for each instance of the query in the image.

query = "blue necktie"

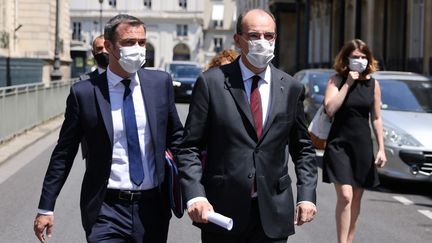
[122,79,144,186]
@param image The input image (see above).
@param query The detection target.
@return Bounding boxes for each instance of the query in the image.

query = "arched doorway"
[144,42,155,67]
[173,43,190,60]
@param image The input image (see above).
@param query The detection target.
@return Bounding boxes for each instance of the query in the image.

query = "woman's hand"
[374,150,387,168]
[347,71,359,86]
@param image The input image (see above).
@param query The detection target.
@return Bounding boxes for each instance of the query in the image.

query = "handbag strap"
[335,76,347,90]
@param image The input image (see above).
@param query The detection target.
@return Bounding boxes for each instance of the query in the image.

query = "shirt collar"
[107,67,139,87]
[97,67,106,74]
[239,57,271,84]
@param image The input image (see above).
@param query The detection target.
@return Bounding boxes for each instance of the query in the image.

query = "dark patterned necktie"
[250,75,263,139]
[122,79,144,186]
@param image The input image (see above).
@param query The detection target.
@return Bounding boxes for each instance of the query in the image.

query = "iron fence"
[0,80,77,143]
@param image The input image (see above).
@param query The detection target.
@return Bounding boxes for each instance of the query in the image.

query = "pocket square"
[165,150,184,218]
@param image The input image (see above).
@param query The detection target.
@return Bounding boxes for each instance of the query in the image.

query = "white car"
[372,71,432,182]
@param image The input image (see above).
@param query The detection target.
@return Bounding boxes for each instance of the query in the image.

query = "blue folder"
[165,150,184,218]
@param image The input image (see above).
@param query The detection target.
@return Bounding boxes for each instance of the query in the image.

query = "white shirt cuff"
[186,197,208,209]
[37,209,54,215]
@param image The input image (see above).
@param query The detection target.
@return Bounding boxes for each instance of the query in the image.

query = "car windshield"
[173,67,201,78]
[380,79,432,113]
[309,72,333,95]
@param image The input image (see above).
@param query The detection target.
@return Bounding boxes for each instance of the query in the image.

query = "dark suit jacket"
[38,69,183,232]
[79,69,103,160]
[177,59,317,238]
[79,69,101,81]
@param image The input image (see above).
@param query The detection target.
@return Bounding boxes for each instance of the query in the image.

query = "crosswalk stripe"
[418,210,432,220]
[392,196,414,205]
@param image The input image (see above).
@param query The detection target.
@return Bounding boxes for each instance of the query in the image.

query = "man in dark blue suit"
[79,34,109,161]
[33,14,183,243]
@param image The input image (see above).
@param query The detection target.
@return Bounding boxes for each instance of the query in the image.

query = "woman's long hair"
[333,39,379,77]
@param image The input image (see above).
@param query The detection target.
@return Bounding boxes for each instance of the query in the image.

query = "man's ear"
[233,33,240,49]
[104,39,113,54]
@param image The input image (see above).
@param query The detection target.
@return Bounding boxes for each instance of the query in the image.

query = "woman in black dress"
[323,39,387,243]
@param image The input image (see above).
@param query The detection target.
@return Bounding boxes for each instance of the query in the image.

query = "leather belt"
[106,188,158,201]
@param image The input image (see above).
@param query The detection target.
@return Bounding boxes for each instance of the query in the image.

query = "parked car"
[371,71,432,182]
[293,69,335,122]
[164,61,202,101]
[144,66,164,71]
[171,66,201,101]
[296,69,432,183]
[164,61,201,74]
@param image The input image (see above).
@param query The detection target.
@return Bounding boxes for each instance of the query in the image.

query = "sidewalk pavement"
[0,115,64,166]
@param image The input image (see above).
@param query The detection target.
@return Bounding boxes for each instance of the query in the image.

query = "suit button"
[254,149,259,153]
[248,173,254,179]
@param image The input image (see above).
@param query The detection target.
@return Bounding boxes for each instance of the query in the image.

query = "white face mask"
[348,58,368,73]
[118,45,146,73]
[245,39,275,69]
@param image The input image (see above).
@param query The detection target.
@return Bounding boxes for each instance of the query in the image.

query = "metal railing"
[0,80,77,143]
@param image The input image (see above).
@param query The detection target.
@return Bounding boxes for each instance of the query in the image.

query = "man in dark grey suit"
[33,14,183,243]
[177,9,318,243]
[80,34,109,80]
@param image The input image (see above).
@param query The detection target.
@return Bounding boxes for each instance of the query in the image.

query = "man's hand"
[187,201,214,223]
[34,214,54,243]
[294,202,317,226]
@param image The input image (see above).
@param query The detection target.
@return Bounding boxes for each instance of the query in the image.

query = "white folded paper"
[207,211,233,230]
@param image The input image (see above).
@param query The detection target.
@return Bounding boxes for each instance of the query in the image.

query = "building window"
[213,37,223,53]
[179,0,187,9]
[143,0,152,8]
[211,4,224,29]
[176,24,188,36]
[72,22,81,40]
[213,20,223,28]
[109,0,117,7]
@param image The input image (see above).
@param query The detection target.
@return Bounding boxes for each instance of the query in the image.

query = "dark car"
[164,61,201,74]
[171,66,201,101]
[293,69,335,122]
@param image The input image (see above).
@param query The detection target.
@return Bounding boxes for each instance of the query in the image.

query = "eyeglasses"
[242,32,276,41]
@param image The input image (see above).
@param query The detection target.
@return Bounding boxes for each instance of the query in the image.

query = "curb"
[0,115,64,166]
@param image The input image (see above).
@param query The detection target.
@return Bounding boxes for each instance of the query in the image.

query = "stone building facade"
[0,0,71,86]
[237,0,432,76]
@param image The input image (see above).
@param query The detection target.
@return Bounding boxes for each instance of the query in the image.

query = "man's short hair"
[236,9,276,34]
[104,14,146,42]
[92,34,105,51]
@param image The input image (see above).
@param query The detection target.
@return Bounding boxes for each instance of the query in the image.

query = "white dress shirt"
[239,58,272,126]
[97,67,106,74]
[106,67,157,190]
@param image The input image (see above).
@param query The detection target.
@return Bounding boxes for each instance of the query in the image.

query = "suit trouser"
[86,188,171,243]
[201,198,288,243]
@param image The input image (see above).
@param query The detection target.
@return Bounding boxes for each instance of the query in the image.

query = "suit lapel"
[261,66,285,139]
[223,60,255,134]
[137,69,157,147]
[94,73,114,146]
